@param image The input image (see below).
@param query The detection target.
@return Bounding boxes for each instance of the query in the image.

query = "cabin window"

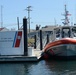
[72,27,76,37]
[62,28,70,38]
[54,28,60,38]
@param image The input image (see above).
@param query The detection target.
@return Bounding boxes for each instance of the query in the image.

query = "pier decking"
[0,48,42,62]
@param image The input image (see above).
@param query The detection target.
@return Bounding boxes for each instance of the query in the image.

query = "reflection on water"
[0,60,76,75]
[45,60,76,75]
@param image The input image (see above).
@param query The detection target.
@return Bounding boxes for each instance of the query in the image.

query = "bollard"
[28,47,35,56]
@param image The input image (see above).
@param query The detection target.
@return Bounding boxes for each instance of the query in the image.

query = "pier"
[0,17,52,62]
[0,48,42,62]
[0,17,43,62]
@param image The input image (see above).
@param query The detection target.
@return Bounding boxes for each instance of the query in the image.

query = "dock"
[0,48,42,62]
[0,18,43,62]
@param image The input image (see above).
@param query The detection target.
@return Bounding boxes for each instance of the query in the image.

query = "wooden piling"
[23,17,28,56]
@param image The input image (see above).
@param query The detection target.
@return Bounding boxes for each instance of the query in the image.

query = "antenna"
[25,6,32,33]
[17,17,19,30]
[1,5,3,28]
[62,5,71,25]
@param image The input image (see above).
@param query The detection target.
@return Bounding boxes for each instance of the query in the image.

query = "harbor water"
[0,60,76,75]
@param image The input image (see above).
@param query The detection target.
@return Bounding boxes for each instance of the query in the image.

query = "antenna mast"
[25,6,32,33]
[62,5,71,25]
[1,5,3,28]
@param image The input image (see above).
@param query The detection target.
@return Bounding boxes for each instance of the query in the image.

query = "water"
[0,60,76,75]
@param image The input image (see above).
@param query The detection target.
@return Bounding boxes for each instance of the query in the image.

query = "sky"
[0,0,76,30]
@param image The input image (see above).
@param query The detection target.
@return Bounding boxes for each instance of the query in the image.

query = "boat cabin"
[53,26,76,41]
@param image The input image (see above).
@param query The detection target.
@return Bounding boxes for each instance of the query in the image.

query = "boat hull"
[42,38,76,60]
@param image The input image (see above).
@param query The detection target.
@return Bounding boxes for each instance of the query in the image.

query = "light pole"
[25,6,32,33]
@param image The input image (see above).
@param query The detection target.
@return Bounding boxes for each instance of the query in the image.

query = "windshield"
[54,28,60,38]
[62,28,70,38]
[72,27,76,37]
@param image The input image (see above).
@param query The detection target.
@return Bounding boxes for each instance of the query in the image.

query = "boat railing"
[43,36,47,48]
[36,33,53,49]
[36,35,47,49]
[36,36,40,49]
[49,35,52,42]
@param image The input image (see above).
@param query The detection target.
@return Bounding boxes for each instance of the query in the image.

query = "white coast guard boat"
[42,5,76,59]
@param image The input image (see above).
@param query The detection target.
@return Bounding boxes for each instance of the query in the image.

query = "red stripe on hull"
[49,49,55,55]
[15,31,22,47]
[44,38,76,51]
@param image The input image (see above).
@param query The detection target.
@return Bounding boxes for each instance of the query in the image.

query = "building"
[0,27,9,31]
[28,25,58,38]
